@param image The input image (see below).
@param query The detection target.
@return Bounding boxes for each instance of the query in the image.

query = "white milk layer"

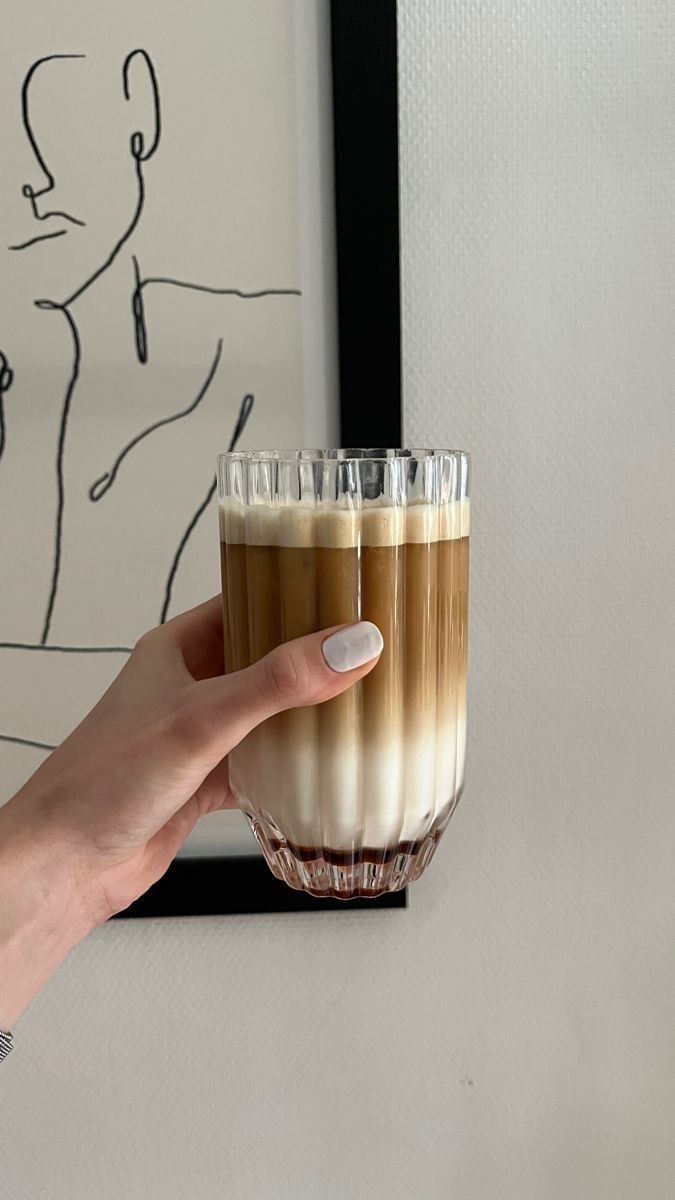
[229,712,467,851]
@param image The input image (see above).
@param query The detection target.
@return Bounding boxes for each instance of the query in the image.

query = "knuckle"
[262,647,311,704]
[133,626,161,656]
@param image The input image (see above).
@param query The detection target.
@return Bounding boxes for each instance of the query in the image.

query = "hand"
[0,598,382,1027]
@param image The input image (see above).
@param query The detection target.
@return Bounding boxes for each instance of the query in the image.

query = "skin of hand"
[0,597,382,1029]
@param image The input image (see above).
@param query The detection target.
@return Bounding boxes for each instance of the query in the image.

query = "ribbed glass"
[217,449,470,899]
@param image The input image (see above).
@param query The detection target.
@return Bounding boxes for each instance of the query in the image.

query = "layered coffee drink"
[218,450,470,898]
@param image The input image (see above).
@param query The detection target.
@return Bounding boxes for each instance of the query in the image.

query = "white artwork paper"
[0,0,338,855]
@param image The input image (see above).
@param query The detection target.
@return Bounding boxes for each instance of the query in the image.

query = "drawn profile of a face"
[10,49,160,306]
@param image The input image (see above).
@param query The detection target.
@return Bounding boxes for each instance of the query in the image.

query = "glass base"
[245,810,455,900]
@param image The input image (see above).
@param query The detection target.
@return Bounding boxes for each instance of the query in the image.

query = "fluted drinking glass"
[217,449,470,899]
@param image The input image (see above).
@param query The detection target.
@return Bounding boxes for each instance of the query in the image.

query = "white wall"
[3,3,675,1198]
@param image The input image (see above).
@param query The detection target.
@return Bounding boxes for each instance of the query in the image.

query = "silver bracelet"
[0,1030,13,1062]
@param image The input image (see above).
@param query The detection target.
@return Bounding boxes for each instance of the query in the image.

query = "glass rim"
[218,448,470,465]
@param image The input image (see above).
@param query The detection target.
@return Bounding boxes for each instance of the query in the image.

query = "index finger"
[163,595,225,680]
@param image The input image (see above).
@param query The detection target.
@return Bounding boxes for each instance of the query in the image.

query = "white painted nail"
[322,622,384,673]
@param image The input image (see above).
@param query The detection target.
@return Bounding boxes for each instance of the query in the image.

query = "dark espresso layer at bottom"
[252,801,456,868]
[260,821,451,899]
[270,832,445,867]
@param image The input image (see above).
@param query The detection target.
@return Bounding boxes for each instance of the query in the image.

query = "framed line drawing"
[0,0,402,916]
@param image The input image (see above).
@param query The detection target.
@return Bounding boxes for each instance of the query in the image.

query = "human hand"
[0,598,382,1027]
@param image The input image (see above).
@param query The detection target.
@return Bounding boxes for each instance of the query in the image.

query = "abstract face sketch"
[9,51,159,305]
[0,33,306,765]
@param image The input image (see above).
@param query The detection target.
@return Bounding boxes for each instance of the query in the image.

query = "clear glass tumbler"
[217,449,470,899]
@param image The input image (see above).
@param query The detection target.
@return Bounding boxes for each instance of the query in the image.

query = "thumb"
[183,620,383,763]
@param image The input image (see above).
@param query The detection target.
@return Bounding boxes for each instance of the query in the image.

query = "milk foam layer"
[219,498,470,547]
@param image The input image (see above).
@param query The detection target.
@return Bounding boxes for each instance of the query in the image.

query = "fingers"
[194,755,237,814]
[181,621,383,763]
[252,620,384,713]
[154,596,225,680]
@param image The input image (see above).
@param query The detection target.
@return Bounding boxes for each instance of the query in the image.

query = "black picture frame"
[119,0,403,919]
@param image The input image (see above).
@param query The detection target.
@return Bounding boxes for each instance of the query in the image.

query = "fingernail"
[322,622,383,673]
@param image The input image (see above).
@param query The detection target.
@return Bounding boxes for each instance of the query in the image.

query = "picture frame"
[119,1,403,918]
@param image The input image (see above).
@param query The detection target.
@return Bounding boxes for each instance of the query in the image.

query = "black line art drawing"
[18,54,88,234]
[0,352,13,462]
[0,390,254,754]
[0,734,57,753]
[9,229,69,252]
[88,338,225,505]
[0,46,301,756]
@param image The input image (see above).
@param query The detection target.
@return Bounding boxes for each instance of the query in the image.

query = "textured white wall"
[398,0,675,1196]
[3,3,675,1198]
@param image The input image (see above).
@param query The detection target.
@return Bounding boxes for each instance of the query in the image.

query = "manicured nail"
[322,622,384,673]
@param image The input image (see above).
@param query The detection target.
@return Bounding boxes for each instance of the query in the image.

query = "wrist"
[0,798,96,1029]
